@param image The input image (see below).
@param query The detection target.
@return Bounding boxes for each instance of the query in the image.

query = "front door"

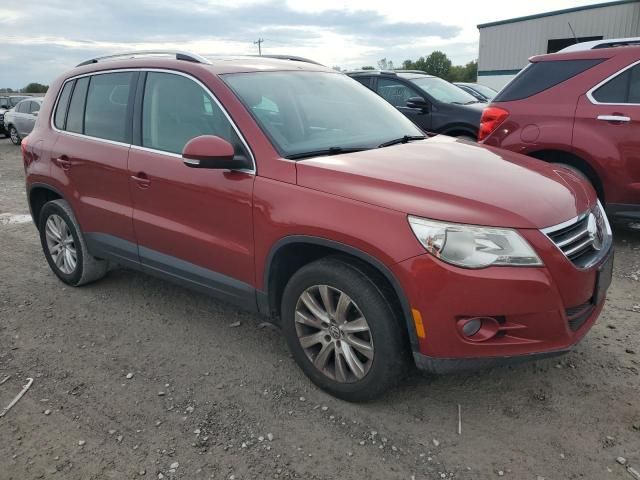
[128,71,256,307]
[573,61,640,207]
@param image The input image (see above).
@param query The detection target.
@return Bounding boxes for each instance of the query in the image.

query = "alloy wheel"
[10,127,19,144]
[45,214,77,274]
[294,285,374,383]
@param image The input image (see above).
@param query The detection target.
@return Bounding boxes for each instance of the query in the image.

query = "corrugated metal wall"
[478,1,640,73]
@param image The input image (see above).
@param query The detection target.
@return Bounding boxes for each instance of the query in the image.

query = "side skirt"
[85,233,258,312]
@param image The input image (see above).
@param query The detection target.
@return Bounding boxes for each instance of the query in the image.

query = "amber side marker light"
[412,308,426,339]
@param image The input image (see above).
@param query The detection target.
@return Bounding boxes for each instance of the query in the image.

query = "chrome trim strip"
[541,210,589,235]
[586,59,640,106]
[564,237,593,257]
[50,68,256,174]
[555,225,589,248]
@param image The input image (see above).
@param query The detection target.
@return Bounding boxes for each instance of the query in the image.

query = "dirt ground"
[0,137,638,480]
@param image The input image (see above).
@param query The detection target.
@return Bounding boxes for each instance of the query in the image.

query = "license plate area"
[594,252,614,305]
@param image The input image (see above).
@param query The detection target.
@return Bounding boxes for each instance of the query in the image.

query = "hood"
[295,136,594,229]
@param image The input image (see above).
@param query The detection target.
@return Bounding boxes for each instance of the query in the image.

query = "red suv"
[23,51,613,401]
[479,39,640,223]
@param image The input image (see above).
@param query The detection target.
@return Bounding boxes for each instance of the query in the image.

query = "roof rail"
[393,69,429,74]
[250,54,324,66]
[559,37,640,53]
[76,50,212,67]
[345,69,398,75]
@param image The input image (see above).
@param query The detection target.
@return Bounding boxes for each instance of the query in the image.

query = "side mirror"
[406,96,429,110]
[182,135,248,170]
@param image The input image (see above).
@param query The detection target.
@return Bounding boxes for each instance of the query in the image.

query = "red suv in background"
[22,52,613,400]
[479,39,640,223]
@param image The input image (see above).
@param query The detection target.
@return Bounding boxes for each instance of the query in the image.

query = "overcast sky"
[0,0,615,88]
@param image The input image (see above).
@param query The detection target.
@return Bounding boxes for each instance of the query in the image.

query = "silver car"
[4,97,43,145]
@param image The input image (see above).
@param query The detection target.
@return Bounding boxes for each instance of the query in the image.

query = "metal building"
[477,0,640,90]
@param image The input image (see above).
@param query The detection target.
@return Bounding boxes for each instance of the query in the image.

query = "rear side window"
[494,59,603,102]
[54,81,75,129]
[592,63,640,104]
[66,77,89,134]
[16,101,28,113]
[352,76,373,90]
[84,72,133,142]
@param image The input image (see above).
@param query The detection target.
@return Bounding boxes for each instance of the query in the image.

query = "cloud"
[1,0,461,87]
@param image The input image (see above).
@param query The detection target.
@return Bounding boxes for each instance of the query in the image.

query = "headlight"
[408,216,543,269]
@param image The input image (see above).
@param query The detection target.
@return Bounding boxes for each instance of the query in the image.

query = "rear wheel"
[9,126,20,145]
[281,257,407,401]
[38,199,109,286]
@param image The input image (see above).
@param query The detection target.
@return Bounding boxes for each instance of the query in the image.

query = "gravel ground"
[0,137,639,480]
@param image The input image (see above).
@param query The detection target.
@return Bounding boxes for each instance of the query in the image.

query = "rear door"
[23,101,40,136]
[50,72,138,262]
[375,77,432,131]
[13,101,29,135]
[573,61,640,205]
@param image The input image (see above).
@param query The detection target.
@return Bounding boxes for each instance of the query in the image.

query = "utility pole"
[254,38,264,55]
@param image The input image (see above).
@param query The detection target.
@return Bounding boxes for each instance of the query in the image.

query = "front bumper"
[392,229,612,372]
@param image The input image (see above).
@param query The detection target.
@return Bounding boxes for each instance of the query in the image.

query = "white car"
[4,97,43,145]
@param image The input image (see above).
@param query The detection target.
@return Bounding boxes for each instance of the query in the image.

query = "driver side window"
[142,72,237,155]
[376,78,421,107]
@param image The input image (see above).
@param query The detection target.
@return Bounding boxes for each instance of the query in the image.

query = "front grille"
[542,201,611,269]
[565,302,594,331]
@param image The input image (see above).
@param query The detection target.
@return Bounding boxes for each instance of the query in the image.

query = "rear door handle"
[53,155,71,170]
[131,172,151,189]
[597,114,631,123]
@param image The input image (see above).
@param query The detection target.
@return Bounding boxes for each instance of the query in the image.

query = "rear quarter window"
[54,81,75,129]
[494,59,604,102]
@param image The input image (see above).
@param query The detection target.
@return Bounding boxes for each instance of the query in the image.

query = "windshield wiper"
[285,146,370,160]
[378,135,426,148]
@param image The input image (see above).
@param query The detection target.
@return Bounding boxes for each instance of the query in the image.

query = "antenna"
[568,22,579,44]
[253,38,264,55]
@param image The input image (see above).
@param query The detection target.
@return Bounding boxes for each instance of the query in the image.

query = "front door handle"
[131,172,151,189]
[597,114,631,123]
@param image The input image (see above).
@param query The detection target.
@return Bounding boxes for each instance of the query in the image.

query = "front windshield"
[409,77,478,105]
[223,71,424,158]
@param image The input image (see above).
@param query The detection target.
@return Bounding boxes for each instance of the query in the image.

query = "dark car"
[0,95,29,137]
[454,82,498,102]
[347,70,483,140]
[479,37,640,223]
[22,51,611,401]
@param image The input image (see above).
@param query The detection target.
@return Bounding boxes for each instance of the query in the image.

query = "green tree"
[402,60,413,70]
[422,51,452,79]
[377,58,394,70]
[23,83,48,94]
[360,65,375,70]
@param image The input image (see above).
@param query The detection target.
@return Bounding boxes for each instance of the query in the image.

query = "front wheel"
[9,126,20,145]
[38,199,109,286]
[281,257,407,401]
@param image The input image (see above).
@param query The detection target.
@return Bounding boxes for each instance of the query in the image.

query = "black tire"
[281,257,407,401]
[9,125,20,145]
[38,199,109,286]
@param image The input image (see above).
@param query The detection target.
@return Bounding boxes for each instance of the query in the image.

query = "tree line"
[0,83,49,94]
[357,51,477,83]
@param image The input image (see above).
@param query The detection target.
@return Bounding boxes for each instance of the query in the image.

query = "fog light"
[457,316,500,342]
[461,318,482,337]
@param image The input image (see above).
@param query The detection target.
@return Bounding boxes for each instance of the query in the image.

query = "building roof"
[477,0,638,29]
